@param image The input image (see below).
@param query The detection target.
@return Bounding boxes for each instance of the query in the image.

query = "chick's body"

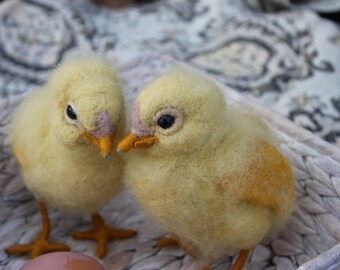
[119,71,295,263]
[8,57,136,259]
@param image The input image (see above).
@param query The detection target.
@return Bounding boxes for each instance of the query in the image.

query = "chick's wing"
[240,140,294,214]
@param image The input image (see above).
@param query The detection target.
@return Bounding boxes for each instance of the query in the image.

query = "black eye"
[66,105,77,120]
[157,114,175,129]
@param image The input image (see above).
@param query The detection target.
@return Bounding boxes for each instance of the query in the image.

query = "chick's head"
[118,70,226,156]
[48,57,124,158]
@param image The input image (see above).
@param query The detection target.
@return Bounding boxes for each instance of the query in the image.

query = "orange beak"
[117,132,159,154]
[82,132,114,159]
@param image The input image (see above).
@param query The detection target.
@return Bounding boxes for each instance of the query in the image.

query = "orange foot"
[155,236,212,270]
[6,202,69,258]
[200,250,249,270]
[6,237,70,258]
[154,235,196,257]
[155,236,249,270]
[73,213,137,258]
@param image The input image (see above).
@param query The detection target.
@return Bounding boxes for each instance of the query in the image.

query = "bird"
[6,55,136,259]
[117,70,296,270]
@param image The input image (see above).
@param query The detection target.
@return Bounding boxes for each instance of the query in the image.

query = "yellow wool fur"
[10,56,125,214]
[124,70,296,259]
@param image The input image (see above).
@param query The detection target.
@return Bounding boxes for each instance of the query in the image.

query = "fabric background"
[246,0,340,13]
[0,0,340,145]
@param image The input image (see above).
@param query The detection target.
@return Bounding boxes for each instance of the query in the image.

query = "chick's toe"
[72,213,137,258]
[6,202,70,258]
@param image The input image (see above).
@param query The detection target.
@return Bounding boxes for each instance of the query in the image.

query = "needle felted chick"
[6,56,136,259]
[117,70,296,270]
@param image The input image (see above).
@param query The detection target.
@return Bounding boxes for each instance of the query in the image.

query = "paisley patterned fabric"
[0,0,339,146]
[246,0,340,13]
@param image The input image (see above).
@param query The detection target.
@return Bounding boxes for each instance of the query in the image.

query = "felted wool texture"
[124,69,296,259]
[10,56,126,214]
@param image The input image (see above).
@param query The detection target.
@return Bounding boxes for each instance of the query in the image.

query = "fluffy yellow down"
[10,56,125,214]
[124,70,296,259]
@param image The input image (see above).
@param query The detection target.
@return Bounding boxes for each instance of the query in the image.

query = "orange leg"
[72,213,137,258]
[6,202,69,258]
[230,250,249,270]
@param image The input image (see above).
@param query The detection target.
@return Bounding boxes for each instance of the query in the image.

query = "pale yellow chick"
[7,56,136,259]
[117,70,296,270]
